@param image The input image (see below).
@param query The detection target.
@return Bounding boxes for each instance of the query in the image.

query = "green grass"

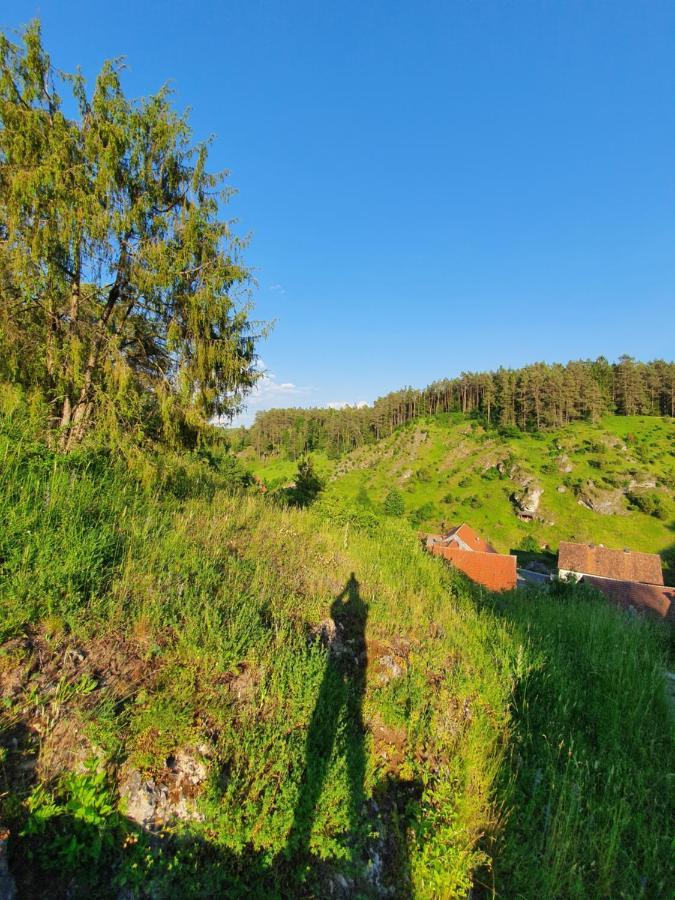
[477,579,672,898]
[0,407,672,898]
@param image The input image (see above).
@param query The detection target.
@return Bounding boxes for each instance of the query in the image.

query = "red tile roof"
[584,576,674,621]
[558,541,664,585]
[432,545,517,592]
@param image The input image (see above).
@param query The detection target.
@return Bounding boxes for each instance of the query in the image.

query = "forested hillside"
[239,356,675,458]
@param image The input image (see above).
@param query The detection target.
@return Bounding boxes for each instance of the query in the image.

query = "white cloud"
[225,362,314,426]
[327,400,370,410]
[269,283,286,295]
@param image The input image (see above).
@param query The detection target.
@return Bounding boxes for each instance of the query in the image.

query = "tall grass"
[0,412,515,896]
[481,583,673,898]
[0,407,672,898]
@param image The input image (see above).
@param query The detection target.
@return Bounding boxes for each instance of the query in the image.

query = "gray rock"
[376,655,403,684]
[628,477,657,490]
[557,455,573,474]
[557,485,566,493]
[119,749,208,829]
[577,481,625,515]
[512,484,544,519]
[0,829,16,900]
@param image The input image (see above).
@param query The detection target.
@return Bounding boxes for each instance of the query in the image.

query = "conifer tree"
[0,22,262,448]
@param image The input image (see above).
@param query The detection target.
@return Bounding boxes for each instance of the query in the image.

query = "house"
[558,541,672,620]
[424,523,517,592]
[558,541,664,585]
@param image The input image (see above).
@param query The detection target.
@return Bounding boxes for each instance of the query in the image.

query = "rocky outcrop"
[511,475,544,519]
[508,465,545,519]
[557,455,573,473]
[628,476,657,491]
[576,480,626,515]
[118,748,209,830]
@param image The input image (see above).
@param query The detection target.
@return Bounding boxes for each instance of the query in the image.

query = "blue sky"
[7,1,675,423]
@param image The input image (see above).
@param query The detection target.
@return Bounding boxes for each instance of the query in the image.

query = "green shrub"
[518,534,541,554]
[382,488,405,517]
[626,491,667,519]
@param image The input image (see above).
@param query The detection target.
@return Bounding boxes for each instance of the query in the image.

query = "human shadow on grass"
[284,572,368,866]
[283,572,419,897]
[3,576,417,898]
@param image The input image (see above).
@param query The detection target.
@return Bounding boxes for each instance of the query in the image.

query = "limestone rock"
[576,481,625,515]
[557,455,573,474]
[512,483,544,519]
[119,749,208,829]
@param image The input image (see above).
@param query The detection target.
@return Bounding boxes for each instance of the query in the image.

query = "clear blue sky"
[7,1,675,422]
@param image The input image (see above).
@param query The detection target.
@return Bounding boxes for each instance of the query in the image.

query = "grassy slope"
[0,416,514,897]
[248,415,674,567]
[1,412,672,898]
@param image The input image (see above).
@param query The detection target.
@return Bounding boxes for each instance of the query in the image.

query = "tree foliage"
[0,22,262,448]
[243,356,674,459]
[286,455,323,507]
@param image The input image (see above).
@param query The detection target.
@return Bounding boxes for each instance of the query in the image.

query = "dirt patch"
[367,637,415,685]
[36,716,103,782]
[370,721,407,775]
[225,663,260,704]
[80,634,162,701]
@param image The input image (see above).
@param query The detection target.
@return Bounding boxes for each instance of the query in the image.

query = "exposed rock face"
[118,749,208,829]
[557,455,573,473]
[512,483,544,519]
[628,477,657,491]
[576,481,626,515]
[0,829,16,900]
[557,485,566,493]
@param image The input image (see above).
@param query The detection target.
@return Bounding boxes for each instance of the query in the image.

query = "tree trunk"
[59,254,126,450]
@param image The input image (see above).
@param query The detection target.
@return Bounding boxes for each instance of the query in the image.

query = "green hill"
[247,415,675,580]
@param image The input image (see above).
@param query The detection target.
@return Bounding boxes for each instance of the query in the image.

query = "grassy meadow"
[0,403,673,898]
[246,415,674,576]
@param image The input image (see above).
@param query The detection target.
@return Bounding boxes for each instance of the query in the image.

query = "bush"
[626,491,667,520]
[382,488,405,517]
[409,501,438,527]
[286,456,324,507]
[518,535,541,554]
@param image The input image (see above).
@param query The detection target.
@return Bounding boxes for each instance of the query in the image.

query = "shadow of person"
[285,572,368,871]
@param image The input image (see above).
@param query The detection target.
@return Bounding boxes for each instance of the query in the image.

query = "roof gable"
[451,523,497,554]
